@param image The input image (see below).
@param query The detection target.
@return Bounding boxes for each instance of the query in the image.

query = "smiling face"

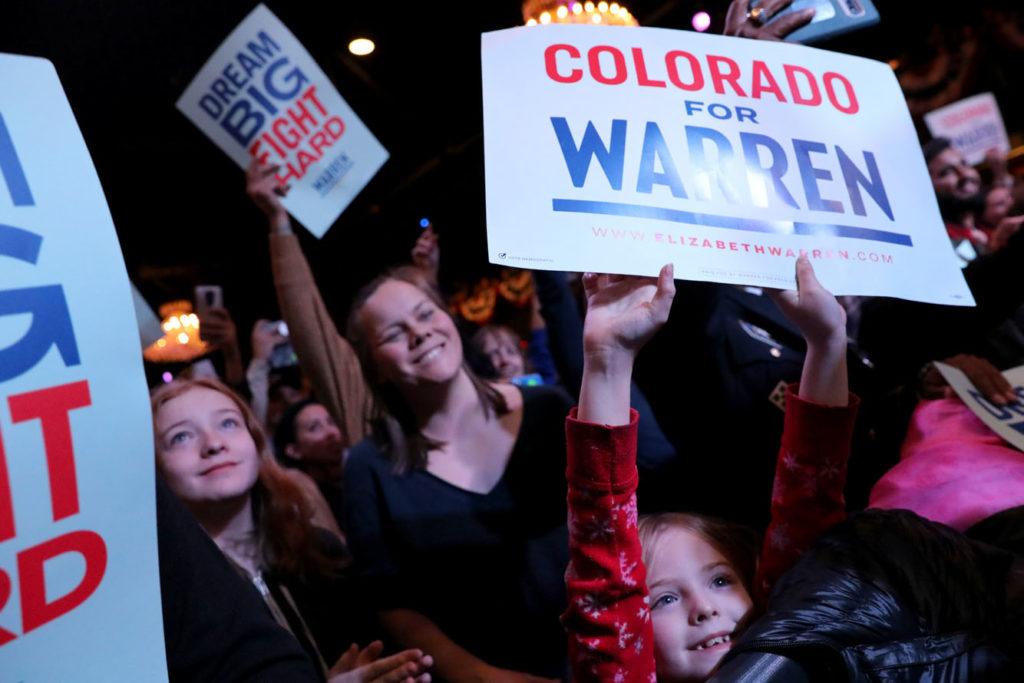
[155,386,261,507]
[358,278,464,390]
[928,147,981,201]
[477,327,525,380]
[646,527,754,682]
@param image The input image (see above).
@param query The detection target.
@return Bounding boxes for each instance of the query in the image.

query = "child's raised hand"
[768,256,845,350]
[582,264,675,367]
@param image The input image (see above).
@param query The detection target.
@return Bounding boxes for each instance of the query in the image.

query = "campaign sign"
[177,4,388,238]
[482,26,974,306]
[0,56,167,679]
[936,362,1024,452]
[924,93,1009,166]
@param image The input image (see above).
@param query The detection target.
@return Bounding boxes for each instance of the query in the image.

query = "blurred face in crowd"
[359,278,464,390]
[155,387,260,507]
[285,402,343,465]
[646,527,754,682]
[928,147,981,201]
[479,328,525,380]
[982,186,1014,228]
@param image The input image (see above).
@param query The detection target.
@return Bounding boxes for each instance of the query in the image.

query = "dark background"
[2,0,1023,348]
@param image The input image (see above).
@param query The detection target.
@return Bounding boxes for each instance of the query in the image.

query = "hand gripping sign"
[936,362,1024,453]
[482,26,974,306]
[177,4,389,238]
[0,56,167,680]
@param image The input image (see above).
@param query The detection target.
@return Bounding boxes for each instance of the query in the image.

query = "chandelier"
[143,300,208,363]
[522,0,637,26]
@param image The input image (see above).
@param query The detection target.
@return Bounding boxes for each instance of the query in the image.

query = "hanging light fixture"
[522,0,637,26]
[143,300,208,363]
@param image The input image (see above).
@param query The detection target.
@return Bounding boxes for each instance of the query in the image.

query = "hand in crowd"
[328,641,433,683]
[198,306,239,352]
[724,0,814,41]
[581,265,676,369]
[768,256,846,351]
[250,318,288,362]
[990,215,1024,252]
[769,256,848,406]
[245,158,291,232]
[920,354,1017,406]
[410,226,440,283]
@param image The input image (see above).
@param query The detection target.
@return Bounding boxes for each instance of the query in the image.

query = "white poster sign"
[482,26,973,306]
[0,56,167,679]
[177,4,388,238]
[936,362,1024,452]
[924,92,1010,166]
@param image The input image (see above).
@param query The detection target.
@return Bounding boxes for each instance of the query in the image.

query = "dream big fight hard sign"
[0,56,166,680]
[482,26,973,305]
[178,4,388,238]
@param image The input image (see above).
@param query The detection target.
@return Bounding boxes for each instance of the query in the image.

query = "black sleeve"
[157,477,320,683]
[858,229,1024,391]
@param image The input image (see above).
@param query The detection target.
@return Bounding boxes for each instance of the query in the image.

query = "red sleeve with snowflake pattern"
[755,385,860,602]
[563,408,656,683]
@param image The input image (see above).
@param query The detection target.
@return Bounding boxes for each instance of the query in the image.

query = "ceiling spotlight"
[348,37,375,56]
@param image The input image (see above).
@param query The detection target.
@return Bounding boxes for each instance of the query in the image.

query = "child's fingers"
[793,255,818,293]
[650,263,676,321]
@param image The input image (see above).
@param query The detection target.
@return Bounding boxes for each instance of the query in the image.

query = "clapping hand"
[328,641,433,683]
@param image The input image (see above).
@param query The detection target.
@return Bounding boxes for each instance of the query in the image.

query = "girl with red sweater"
[563,258,858,682]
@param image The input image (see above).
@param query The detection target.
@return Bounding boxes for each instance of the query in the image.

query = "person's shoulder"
[520,383,574,416]
[344,437,389,474]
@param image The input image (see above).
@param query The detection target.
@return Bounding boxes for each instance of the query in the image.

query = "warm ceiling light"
[522,0,637,26]
[348,38,375,56]
[144,300,208,364]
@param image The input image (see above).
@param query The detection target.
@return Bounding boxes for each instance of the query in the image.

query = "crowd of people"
[146,2,1024,682]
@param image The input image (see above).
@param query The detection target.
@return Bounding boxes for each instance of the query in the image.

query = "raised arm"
[246,160,371,446]
[755,257,858,598]
[564,265,674,683]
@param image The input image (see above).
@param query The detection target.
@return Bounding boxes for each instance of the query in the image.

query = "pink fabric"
[869,397,1024,531]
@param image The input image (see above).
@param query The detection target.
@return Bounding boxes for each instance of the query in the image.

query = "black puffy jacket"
[711,509,1022,682]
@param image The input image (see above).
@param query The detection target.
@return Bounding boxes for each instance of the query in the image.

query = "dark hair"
[638,512,759,600]
[152,378,343,578]
[273,397,320,466]
[922,136,953,166]
[345,266,508,473]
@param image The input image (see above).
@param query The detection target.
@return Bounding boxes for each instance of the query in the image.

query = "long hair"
[151,377,343,578]
[345,266,508,473]
[638,512,759,601]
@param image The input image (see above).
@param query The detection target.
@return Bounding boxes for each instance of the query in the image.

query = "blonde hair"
[638,512,758,597]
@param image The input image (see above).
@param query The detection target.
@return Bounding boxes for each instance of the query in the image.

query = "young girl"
[563,258,857,682]
[152,378,433,683]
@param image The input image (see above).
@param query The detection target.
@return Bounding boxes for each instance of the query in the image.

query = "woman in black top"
[344,267,572,682]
